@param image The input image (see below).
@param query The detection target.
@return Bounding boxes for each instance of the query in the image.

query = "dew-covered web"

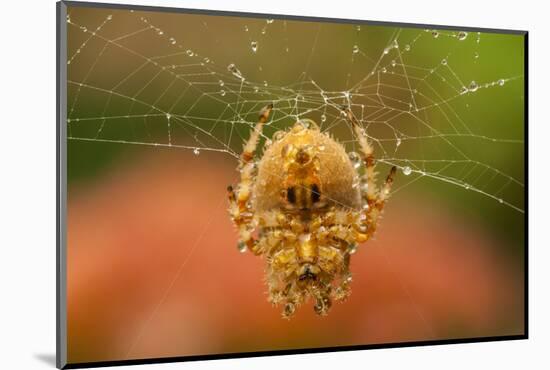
[66,7,525,213]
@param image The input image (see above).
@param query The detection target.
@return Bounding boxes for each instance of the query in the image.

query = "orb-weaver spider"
[227,104,396,318]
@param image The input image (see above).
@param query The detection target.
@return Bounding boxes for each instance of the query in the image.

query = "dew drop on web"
[348,152,361,169]
[227,63,245,80]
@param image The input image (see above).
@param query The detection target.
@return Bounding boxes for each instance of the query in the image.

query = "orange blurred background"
[67,148,524,364]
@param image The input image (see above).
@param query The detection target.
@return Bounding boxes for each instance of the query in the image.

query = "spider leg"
[343,107,378,205]
[342,107,396,241]
[228,103,273,253]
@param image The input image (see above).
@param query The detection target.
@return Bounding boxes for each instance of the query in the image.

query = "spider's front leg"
[227,103,273,254]
[343,107,396,241]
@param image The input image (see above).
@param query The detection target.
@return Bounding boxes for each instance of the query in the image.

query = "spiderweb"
[65,6,525,213]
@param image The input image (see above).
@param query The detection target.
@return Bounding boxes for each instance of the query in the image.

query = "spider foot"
[282,301,297,319]
[313,295,332,316]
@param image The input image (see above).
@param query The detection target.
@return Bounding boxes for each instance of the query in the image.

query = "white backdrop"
[0,0,546,369]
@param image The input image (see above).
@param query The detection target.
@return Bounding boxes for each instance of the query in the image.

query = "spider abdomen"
[253,122,361,214]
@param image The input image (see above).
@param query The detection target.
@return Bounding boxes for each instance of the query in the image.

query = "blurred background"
[65,4,525,365]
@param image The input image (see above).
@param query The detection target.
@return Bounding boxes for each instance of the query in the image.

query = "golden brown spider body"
[227,104,396,319]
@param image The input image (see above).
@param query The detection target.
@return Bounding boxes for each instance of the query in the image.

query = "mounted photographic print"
[56,1,527,368]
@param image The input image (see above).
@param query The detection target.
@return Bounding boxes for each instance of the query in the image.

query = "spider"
[227,103,396,319]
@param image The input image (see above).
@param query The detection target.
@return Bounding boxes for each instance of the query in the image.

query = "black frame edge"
[63,335,527,369]
[523,32,529,339]
[62,0,527,35]
[57,1,68,369]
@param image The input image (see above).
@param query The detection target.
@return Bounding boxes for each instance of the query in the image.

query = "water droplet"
[107,14,113,20]
[441,58,447,65]
[474,52,479,59]
[218,80,224,87]
[166,113,171,120]
[498,79,505,86]
[347,243,358,254]
[405,44,411,51]
[460,86,469,95]
[396,137,402,147]
[67,60,71,65]
[237,241,247,253]
[193,148,200,155]
[498,198,504,204]
[352,45,359,54]
[251,41,258,53]
[391,60,397,67]
[244,25,249,32]
[227,63,244,80]
[348,152,361,169]
[261,28,266,35]
[169,37,176,44]
[273,131,286,141]
[220,90,226,96]
[186,49,194,56]
[356,25,361,32]
[468,81,479,92]
[457,31,468,41]
[263,80,268,87]
[381,67,387,73]
[266,19,274,24]
[254,86,259,93]
[203,57,210,63]
[383,47,390,55]
[76,48,81,54]
[321,114,326,122]
[432,30,439,38]
[402,166,412,176]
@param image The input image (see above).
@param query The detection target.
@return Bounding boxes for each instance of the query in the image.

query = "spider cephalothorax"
[227,104,396,318]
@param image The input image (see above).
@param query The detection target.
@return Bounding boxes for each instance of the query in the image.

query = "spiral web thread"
[66,7,525,213]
